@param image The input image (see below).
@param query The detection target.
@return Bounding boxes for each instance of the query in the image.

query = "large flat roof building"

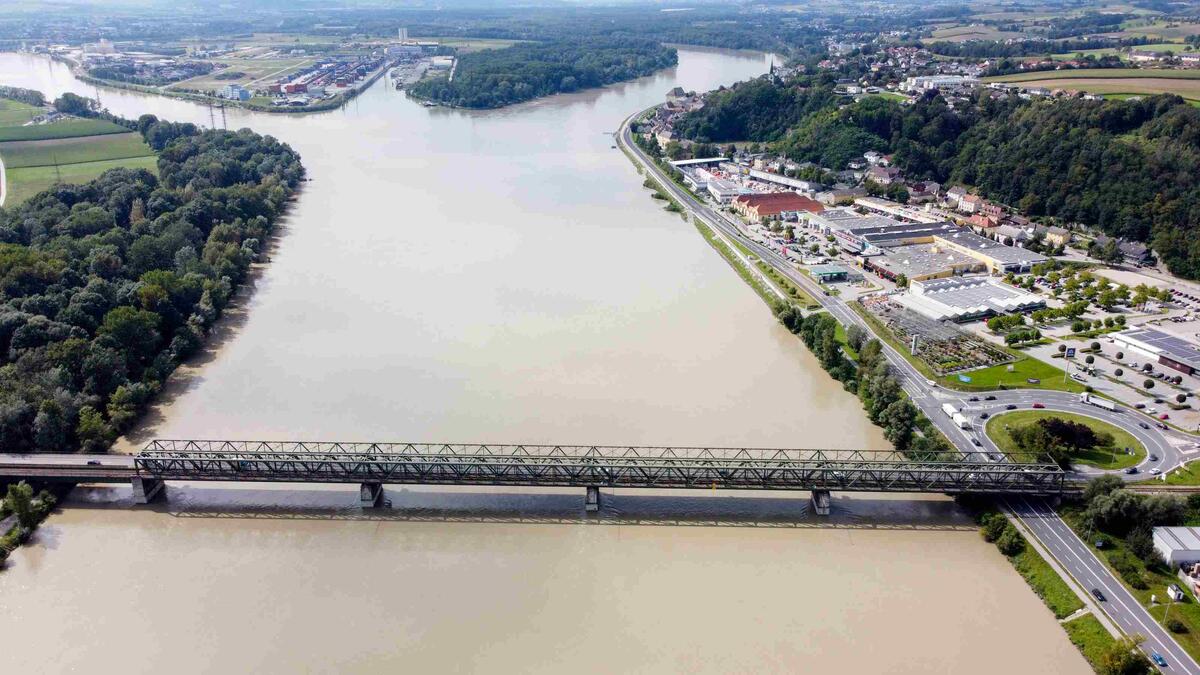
[1112,327,1200,376]
[1155,527,1200,565]
[894,277,1045,322]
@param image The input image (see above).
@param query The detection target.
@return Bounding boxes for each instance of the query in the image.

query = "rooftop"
[1155,527,1200,552]
[869,242,983,279]
[1115,327,1200,372]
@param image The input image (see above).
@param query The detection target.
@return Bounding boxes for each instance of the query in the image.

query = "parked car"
[1160,414,1170,421]
[1091,588,1106,602]
[968,396,979,402]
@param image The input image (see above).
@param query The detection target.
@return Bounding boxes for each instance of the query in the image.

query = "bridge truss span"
[137,441,1065,495]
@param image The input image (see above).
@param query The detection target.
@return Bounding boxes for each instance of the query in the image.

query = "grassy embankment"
[986,410,1146,469]
[1059,504,1200,661]
[0,100,156,205]
[848,302,1083,393]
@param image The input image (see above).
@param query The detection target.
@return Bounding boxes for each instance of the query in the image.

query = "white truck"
[942,403,959,418]
[1079,392,1117,412]
[952,412,971,429]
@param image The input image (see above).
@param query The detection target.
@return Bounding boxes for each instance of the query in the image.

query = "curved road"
[619,108,1200,673]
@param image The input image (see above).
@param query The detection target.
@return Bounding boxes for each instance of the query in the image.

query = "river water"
[0,49,1087,673]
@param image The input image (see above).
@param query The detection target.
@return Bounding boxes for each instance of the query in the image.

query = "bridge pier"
[585,486,601,513]
[131,477,164,504]
[359,482,384,508]
[810,490,831,516]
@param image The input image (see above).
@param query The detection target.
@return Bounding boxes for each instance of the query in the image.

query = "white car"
[1151,468,1162,475]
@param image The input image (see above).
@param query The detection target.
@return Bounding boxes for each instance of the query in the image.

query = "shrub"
[981,513,1007,542]
[1109,551,1148,590]
[1168,618,1188,634]
[1115,368,1124,376]
[997,524,1025,556]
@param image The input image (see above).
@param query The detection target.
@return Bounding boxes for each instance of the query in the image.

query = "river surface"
[0,49,1087,673]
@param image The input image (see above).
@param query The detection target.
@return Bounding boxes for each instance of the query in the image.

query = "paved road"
[618,109,1200,672]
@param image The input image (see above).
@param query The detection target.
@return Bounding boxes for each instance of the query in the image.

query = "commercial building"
[1112,327,1200,376]
[895,277,1045,322]
[732,192,824,222]
[219,84,251,101]
[707,179,747,204]
[1154,527,1200,565]
[809,263,851,283]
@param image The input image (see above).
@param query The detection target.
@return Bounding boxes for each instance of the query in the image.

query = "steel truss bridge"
[0,440,1065,511]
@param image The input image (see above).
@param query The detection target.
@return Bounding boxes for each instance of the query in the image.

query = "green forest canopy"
[0,108,304,454]
[410,37,677,109]
[677,78,1200,278]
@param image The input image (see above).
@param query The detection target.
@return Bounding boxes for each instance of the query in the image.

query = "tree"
[1086,355,1095,365]
[894,273,908,289]
[996,524,1025,556]
[4,481,36,529]
[1115,368,1124,376]
[76,406,115,453]
[1178,394,1188,404]
[1116,351,1124,360]
[1058,344,1067,353]
[981,512,1007,542]
[1091,341,1101,351]
[1144,379,1154,390]
[881,399,917,452]
[1084,475,1125,503]
[1098,634,1151,675]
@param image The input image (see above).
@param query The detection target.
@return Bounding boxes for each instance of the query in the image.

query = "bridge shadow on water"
[66,485,977,531]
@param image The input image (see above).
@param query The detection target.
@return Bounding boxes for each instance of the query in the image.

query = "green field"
[0,98,41,127]
[0,118,129,143]
[1051,42,1193,60]
[941,356,1084,393]
[3,156,158,204]
[1166,460,1200,485]
[1010,540,1086,618]
[1062,614,1117,670]
[986,410,1145,469]
[987,68,1200,83]
[0,133,154,169]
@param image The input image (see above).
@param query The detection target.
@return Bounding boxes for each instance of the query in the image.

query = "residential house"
[867,166,902,185]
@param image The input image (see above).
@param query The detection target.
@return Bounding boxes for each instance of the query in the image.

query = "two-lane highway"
[618,108,1200,672]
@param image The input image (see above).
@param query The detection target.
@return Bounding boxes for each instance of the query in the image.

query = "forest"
[0,107,304,453]
[410,38,677,109]
[677,78,1200,279]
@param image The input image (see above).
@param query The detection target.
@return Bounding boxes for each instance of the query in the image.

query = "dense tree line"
[0,86,45,108]
[926,36,1150,58]
[680,80,1200,278]
[0,109,303,453]
[410,38,677,109]
[673,79,840,143]
[773,305,956,459]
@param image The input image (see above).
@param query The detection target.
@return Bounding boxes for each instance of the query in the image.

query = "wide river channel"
[0,49,1087,673]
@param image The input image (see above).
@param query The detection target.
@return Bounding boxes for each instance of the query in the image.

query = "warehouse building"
[1112,327,1200,376]
[1154,527,1200,565]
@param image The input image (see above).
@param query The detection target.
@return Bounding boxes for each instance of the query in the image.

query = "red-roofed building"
[732,192,824,223]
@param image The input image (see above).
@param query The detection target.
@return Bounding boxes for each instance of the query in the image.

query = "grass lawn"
[1060,505,1200,662]
[1166,461,1200,485]
[0,118,129,142]
[942,355,1085,393]
[4,155,158,205]
[0,98,42,127]
[1063,614,1117,670]
[986,410,1145,469]
[1010,541,1086,618]
[0,133,154,169]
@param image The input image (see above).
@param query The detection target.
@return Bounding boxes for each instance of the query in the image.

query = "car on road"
[925,379,935,386]
[979,412,990,419]
[1091,588,1106,602]
[1151,468,1162,475]
[86,460,100,466]
[971,439,981,447]
[1139,422,1151,430]
[1150,454,1159,462]
[1006,404,1017,410]
[984,395,996,401]
[1151,652,1167,668]
[1125,467,1139,474]
[1032,402,1045,409]
[968,396,979,402]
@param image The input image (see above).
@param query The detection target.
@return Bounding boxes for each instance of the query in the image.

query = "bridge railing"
[137,441,1064,495]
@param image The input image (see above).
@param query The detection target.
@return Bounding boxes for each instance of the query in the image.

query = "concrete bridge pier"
[585,486,601,513]
[360,482,384,508]
[131,477,164,504]
[811,490,831,516]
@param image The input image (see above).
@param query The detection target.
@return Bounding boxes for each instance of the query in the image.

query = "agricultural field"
[0,98,41,127]
[0,102,157,206]
[930,24,1027,42]
[987,68,1200,82]
[0,118,127,142]
[987,68,1200,101]
[422,37,522,54]
[1109,20,1200,41]
[1051,42,1194,60]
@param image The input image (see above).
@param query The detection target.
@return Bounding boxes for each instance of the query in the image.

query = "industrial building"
[1112,327,1200,376]
[1154,527,1200,565]
[894,277,1045,323]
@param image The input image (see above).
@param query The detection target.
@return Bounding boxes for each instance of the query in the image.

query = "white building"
[1154,527,1200,565]
[895,276,1045,323]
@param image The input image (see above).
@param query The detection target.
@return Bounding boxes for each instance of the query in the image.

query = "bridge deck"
[0,441,1065,495]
